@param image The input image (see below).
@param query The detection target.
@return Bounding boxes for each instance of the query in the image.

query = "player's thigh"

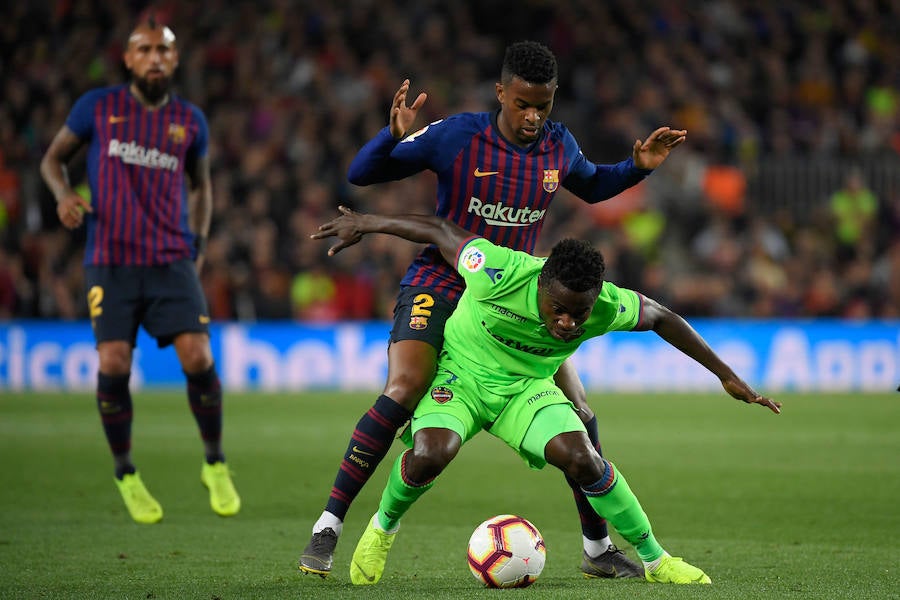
[489,378,583,469]
[142,259,210,348]
[385,286,456,406]
[385,340,438,408]
[521,404,587,470]
[84,265,143,347]
[411,361,487,447]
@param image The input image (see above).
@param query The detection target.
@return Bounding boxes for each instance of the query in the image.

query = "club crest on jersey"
[431,386,453,404]
[167,123,186,144]
[409,315,429,330]
[460,246,485,272]
[542,169,560,192]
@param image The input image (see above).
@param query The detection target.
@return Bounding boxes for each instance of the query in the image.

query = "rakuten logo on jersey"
[108,139,179,171]
[467,197,546,227]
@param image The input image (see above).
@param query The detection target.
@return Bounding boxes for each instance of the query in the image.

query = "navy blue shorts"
[84,259,210,348]
[389,286,457,351]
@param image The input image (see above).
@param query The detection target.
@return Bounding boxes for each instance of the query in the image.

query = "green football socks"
[377,450,434,531]
[583,462,665,563]
[379,450,665,565]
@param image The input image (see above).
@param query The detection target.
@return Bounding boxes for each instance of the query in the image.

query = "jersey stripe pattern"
[416,120,560,301]
[350,112,647,304]
[66,84,206,266]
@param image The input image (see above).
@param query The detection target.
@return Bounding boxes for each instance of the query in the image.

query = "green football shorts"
[411,358,585,469]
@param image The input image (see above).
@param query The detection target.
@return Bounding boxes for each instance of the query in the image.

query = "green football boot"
[349,515,397,585]
[645,555,711,584]
[201,461,241,517]
[115,472,163,524]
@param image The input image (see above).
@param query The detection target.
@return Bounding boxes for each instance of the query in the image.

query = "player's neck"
[129,83,170,110]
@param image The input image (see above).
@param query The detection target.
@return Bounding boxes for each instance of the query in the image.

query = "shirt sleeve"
[605,285,642,331]
[560,127,653,203]
[65,90,104,141]
[347,119,445,184]
[455,237,518,300]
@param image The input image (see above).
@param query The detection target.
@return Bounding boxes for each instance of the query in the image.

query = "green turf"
[0,391,897,599]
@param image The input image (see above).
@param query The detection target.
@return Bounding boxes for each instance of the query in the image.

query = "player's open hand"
[56,192,93,229]
[721,378,782,414]
[632,127,687,170]
[311,206,365,256]
[390,79,427,139]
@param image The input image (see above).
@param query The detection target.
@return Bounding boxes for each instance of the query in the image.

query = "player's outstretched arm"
[389,79,428,139]
[311,206,470,264]
[632,126,688,170]
[635,295,781,414]
[346,80,429,186]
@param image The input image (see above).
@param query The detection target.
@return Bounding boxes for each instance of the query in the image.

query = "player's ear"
[495,82,504,104]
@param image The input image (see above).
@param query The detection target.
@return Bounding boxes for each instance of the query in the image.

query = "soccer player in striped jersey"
[40,19,240,524]
[300,40,686,578]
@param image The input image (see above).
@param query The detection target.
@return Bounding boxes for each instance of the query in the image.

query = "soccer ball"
[467,514,546,588]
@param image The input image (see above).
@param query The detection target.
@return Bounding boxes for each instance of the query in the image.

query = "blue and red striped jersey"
[65,84,208,266]
[348,111,652,302]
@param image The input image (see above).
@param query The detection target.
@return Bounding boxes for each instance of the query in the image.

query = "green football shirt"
[444,237,641,395]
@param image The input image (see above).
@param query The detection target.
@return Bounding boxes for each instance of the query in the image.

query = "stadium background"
[0,0,898,392]
[0,4,898,599]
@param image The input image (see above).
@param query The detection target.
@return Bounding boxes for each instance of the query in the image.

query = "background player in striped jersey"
[300,41,686,578]
[39,19,240,524]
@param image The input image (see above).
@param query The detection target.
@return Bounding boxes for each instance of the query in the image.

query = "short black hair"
[501,41,558,85]
[539,239,605,293]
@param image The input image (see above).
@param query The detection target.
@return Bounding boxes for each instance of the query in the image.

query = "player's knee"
[181,353,213,374]
[175,335,213,373]
[98,341,132,375]
[407,449,449,481]
[563,388,593,423]
[575,404,595,424]
[384,373,433,410]
[565,443,604,485]
[410,432,459,480]
[562,383,586,406]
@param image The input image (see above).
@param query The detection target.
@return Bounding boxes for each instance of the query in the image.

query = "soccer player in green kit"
[312,206,781,586]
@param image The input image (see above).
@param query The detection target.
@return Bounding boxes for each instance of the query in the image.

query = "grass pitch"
[0,390,897,599]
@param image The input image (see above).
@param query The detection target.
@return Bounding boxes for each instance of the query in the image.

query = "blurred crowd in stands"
[1,0,898,321]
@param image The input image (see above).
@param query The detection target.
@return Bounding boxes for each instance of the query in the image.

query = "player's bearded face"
[124,26,179,104]
[134,71,172,103]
